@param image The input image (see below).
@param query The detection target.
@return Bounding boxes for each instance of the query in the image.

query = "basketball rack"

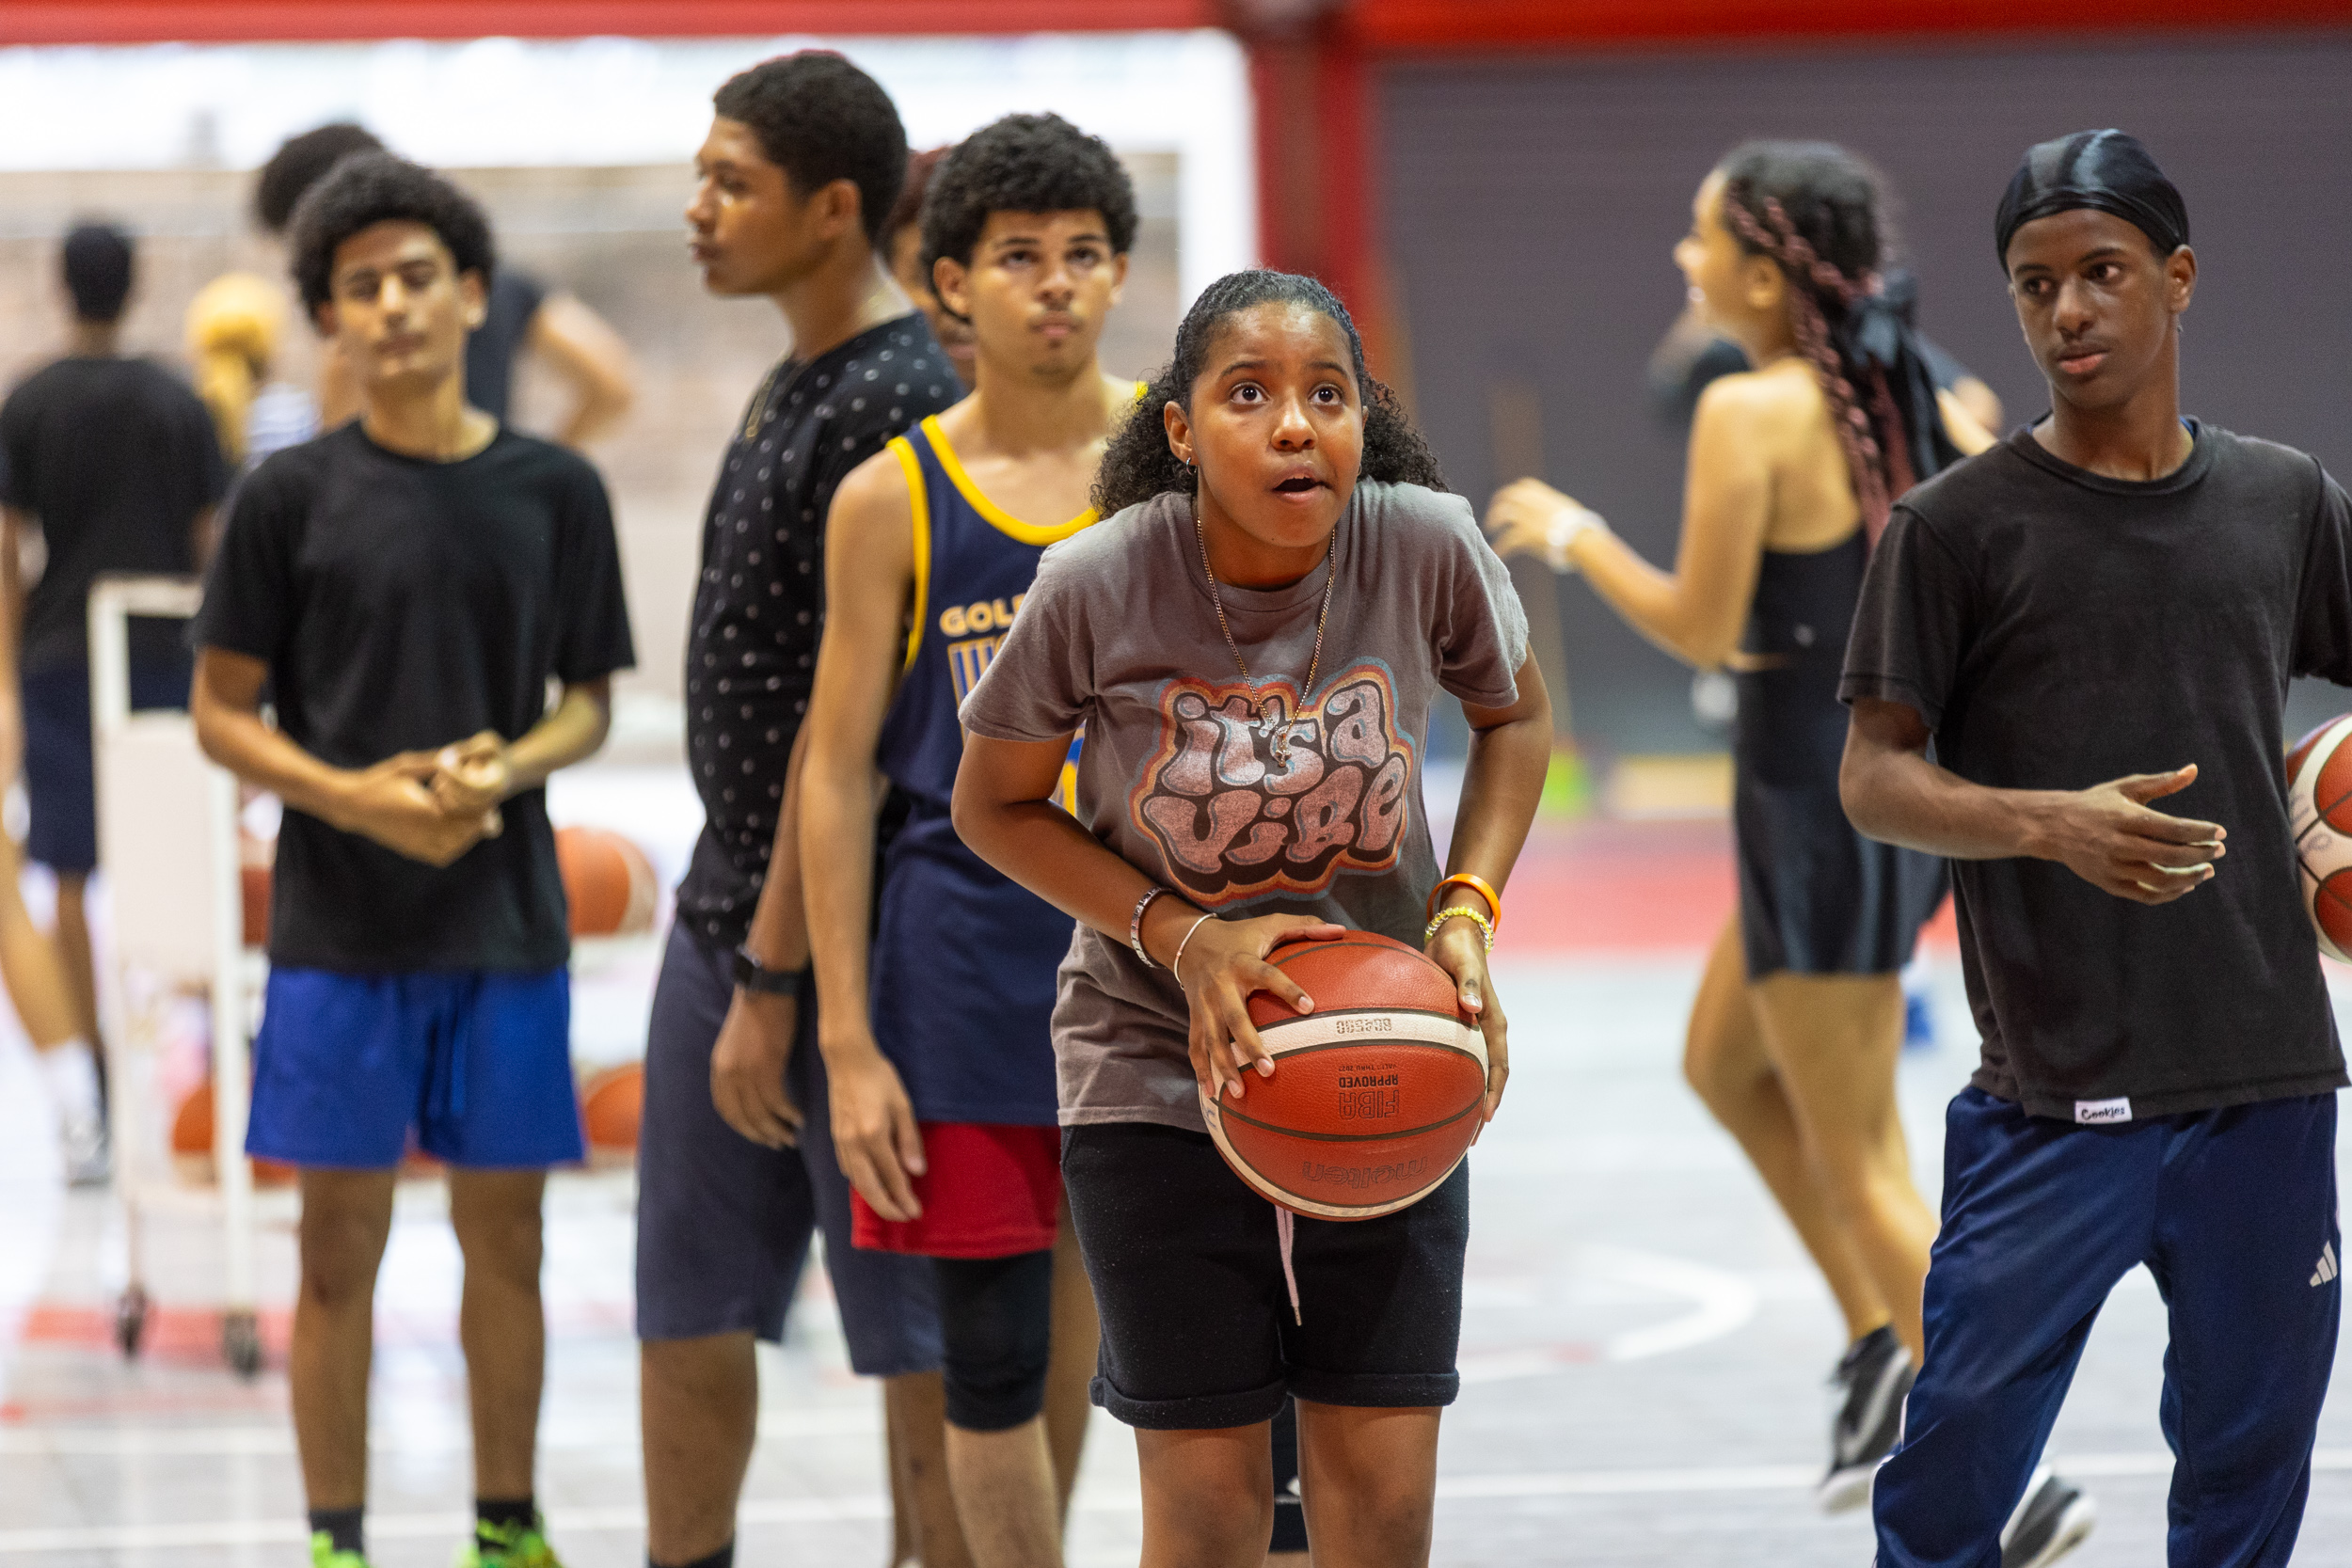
[87,574,264,1378]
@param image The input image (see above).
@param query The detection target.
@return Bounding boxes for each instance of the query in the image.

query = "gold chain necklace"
[1193,504,1338,767]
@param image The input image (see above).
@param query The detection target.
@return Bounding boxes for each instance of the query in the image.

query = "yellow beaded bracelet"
[1426,872,1502,929]
[1422,903,1496,952]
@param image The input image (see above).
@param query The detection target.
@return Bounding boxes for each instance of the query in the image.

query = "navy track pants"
[1874,1086,2339,1568]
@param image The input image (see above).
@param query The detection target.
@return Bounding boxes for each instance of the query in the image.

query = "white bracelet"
[1545,502,1608,573]
[1172,913,1216,984]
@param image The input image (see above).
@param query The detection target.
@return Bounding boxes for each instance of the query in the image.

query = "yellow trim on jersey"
[891,435,930,673]
[919,415,1098,546]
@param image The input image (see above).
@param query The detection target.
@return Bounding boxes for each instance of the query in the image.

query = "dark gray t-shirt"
[1841,422,2352,1121]
[960,481,1529,1132]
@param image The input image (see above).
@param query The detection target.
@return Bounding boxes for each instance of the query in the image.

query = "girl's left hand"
[1425,915,1508,1137]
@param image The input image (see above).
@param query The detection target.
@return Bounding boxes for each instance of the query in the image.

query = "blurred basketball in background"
[2287,714,2352,959]
[580,1062,644,1164]
[171,1079,294,1186]
[241,862,272,948]
[556,826,658,937]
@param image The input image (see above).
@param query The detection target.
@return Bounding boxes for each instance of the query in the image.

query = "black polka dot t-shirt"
[676,312,959,949]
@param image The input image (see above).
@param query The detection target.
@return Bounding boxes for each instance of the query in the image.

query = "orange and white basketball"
[2288,714,2352,959]
[555,825,659,937]
[1203,932,1487,1221]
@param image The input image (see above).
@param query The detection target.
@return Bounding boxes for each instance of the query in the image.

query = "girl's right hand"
[1178,915,1347,1104]
[1486,478,1609,573]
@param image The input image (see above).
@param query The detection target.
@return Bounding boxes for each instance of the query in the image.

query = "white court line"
[0,1405,879,1457]
[1457,1246,1762,1381]
[13,1451,2352,1553]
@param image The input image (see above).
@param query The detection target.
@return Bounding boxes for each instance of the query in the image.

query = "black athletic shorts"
[1062,1119,1467,1431]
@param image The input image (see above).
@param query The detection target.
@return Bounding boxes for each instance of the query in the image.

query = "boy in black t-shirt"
[1842,131,2347,1567]
[192,154,633,1568]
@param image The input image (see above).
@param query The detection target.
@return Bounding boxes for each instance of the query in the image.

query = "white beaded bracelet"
[1129,885,1173,967]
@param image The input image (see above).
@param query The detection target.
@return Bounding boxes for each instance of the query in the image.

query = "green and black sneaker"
[455,1513,564,1568]
[310,1530,370,1568]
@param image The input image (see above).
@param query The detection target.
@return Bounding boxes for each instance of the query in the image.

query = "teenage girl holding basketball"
[953,269,1549,1568]
[1483,142,2035,1517]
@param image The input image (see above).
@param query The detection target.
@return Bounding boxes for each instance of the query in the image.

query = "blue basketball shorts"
[246,966,582,1169]
[1874,1085,2339,1568]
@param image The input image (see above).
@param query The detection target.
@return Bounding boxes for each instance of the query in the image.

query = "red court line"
[1496,818,1956,956]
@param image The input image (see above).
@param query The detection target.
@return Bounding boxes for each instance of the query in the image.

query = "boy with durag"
[1842,130,2348,1567]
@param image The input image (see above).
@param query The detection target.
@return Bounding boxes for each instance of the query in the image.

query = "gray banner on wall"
[1383,35,2352,757]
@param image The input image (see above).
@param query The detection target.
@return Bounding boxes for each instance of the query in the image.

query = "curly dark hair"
[1091,269,1444,518]
[255,122,387,235]
[714,52,907,247]
[919,113,1137,287]
[288,151,495,316]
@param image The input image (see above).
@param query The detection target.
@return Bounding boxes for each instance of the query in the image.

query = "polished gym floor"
[3,767,2348,1566]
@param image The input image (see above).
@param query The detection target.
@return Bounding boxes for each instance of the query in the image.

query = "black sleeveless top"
[1731,534,1946,976]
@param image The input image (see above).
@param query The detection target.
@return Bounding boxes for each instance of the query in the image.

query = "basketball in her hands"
[1202,931,1487,1221]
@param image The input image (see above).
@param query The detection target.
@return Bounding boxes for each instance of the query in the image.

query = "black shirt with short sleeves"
[1841,422,2352,1121]
[195,422,635,974]
[1,356,228,673]
[675,312,959,950]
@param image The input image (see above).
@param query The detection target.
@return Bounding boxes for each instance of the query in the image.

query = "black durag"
[1994,129,2189,267]
[1837,268,1963,504]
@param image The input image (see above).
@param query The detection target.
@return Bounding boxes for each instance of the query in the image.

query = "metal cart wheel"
[114,1284,151,1360]
[222,1309,262,1379]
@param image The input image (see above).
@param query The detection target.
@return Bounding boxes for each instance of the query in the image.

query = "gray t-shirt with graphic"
[960,480,1529,1133]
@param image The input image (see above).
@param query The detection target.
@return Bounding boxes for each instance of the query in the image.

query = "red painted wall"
[10,0,2344,44]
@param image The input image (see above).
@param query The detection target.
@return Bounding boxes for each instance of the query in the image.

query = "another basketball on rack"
[2289,714,2352,960]
[171,1080,294,1186]
[555,826,659,937]
[1201,931,1487,1220]
[580,1062,644,1165]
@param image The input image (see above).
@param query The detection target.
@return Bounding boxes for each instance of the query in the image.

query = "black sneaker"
[1816,1325,1914,1513]
[2001,1466,2096,1568]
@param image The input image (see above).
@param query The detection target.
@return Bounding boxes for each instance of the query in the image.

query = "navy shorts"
[23,657,191,875]
[246,966,581,1169]
[1063,1120,1467,1431]
[1875,1086,2340,1567]
[633,921,940,1375]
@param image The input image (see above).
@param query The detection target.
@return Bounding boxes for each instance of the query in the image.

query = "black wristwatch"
[731,945,798,996]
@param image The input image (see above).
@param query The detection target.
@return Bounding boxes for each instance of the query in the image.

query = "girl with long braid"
[1488,143,2088,1561]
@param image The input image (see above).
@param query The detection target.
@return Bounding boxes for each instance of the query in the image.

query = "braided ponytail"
[1716,142,1931,546]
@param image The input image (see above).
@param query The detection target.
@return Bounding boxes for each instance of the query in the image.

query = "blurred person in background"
[884,145,976,390]
[254,122,637,447]
[1647,265,1996,1056]
[187,271,319,479]
[0,220,226,1182]
[193,151,631,1568]
[638,51,965,1568]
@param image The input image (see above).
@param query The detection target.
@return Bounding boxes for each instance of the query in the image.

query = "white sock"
[38,1039,99,1129]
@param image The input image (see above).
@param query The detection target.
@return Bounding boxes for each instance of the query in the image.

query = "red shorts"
[850,1121,1062,1259]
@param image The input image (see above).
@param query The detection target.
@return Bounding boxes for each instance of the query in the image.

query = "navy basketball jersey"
[868,415,1101,1127]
